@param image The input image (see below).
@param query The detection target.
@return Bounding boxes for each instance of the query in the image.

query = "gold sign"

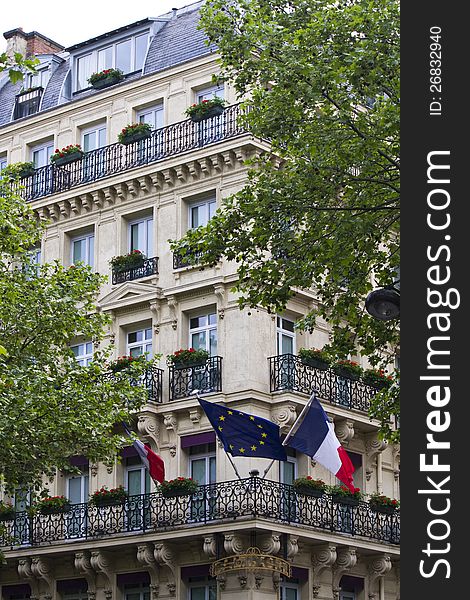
[210,547,292,578]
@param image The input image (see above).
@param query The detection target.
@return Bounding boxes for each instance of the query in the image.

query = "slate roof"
[0,2,216,129]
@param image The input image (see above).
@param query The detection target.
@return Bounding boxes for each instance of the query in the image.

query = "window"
[31,141,54,168]
[62,591,88,600]
[339,593,355,600]
[75,32,149,90]
[0,156,7,171]
[280,448,297,485]
[71,233,94,267]
[25,65,51,90]
[71,342,93,366]
[190,443,216,486]
[129,217,153,257]
[82,125,106,152]
[127,328,153,358]
[189,312,217,355]
[123,583,149,600]
[277,316,296,355]
[187,577,217,600]
[126,455,150,496]
[196,85,224,103]
[66,470,89,504]
[280,583,299,600]
[189,197,216,229]
[138,104,163,130]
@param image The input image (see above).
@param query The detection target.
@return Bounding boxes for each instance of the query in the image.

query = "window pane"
[116,39,132,73]
[146,219,153,257]
[209,456,216,484]
[130,223,141,251]
[128,332,138,344]
[73,239,85,263]
[77,54,94,89]
[135,34,148,71]
[68,476,83,503]
[127,468,143,495]
[191,332,207,350]
[88,236,94,268]
[191,458,207,485]
[282,461,296,485]
[190,589,205,600]
[145,328,152,340]
[190,316,206,329]
[191,205,201,228]
[209,329,217,356]
[282,318,295,333]
[98,128,107,148]
[130,346,143,357]
[98,47,113,71]
[208,313,217,325]
[281,333,294,355]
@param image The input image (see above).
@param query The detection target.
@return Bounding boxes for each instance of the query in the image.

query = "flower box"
[89,486,127,507]
[110,250,146,273]
[53,152,83,166]
[91,75,122,90]
[293,476,327,498]
[301,356,330,370]
[331,360,363,381]
[362,369,393,390]
[0,503,15,521]
[190,104,225,122]
[39,503,71,515]
[296,486,325,498]
[332,494,359,507]
[159,477,199,498]
[120,131,151,145]
[0,161,35,181]
[35,495,71,515]
[370,503,397,515]
[109,354,147,373]
[167,348,210,368]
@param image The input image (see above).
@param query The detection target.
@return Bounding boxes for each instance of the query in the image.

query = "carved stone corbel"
[154,543,176,597]
[259,533,281,556]
[18,558,40,600]
[224,531,244,555]
[216,574,226,591]
[137,412,160,446]
[271,405,297,433]
[203,535,217,559]
[163,412,178,433]
[312,544,337,597]
[91,190,104,209]
[334,419,355,446]
[189,408,201,425]
[149,299,162,335]
[332,547,357,600]
[367,554,392,600]
[30,557,54,598]
[186,161,201,180]
[365,433,388,481]
[161,168,176,187]
[126,179,141,197]
[169,445,176,457]
[137,544,160,590]
[214,284,226,320]
[286,535,299,561]
[90,550,114,598]
[74,551,97,599]
[166,295,178,330]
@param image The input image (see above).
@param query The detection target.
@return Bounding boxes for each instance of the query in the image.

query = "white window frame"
[75,31,150,91]
[66,471,89,504]
[71,341,93,366]
[137,103,164,130]
[26,65,51,90]
[128,216,153,257]
[279,583,300,600]
[0,156,7,171]
[189,312,217,355]
[30,141,54,168]
[126,327,153,359]
[196,84,225,102]
[277,316,296,355]
[189,444,216,486]
[71,233,94,267]
[125,455,150,496]
[187,577,217,600]
[280,453,298,485]
[82,124,107,151]
[188,196,216,230]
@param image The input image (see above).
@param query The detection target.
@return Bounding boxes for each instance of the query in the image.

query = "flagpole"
[261,391,317,480]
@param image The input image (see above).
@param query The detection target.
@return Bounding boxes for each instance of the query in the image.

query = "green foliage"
[171,0,400,439]
[0,184,154,493]
[0,52,39,83]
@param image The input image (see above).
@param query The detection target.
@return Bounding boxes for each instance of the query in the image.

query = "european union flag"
[198,397,287,461]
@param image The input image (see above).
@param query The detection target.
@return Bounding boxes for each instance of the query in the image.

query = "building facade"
[0,3,400,599]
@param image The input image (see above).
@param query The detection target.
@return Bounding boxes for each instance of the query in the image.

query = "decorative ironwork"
[169,356,222,401]
[112,256,159,284]
[14,104,248,202]
[172,250,204,270]
[210,547,292,578]
[107,366,163,403]
[269,354,376,412]
[14,87,43,120]
[0,477,400,548]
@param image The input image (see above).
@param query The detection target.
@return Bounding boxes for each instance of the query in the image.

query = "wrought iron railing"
[14,87,43,120]
[13,104,248,202]
[269,354,377,412]
[0,478,399,548]
[169,356,222,401]
[108,365,163,403]
[112,256,159,284]
[172,250,204,270]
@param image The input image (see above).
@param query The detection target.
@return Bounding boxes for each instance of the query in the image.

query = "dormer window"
[25,65,51,91]
[75,32,149,91]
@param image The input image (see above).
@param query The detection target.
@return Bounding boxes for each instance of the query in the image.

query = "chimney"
[3,28,64,58]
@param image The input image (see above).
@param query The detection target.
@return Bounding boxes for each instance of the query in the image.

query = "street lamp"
[365,285,400,321]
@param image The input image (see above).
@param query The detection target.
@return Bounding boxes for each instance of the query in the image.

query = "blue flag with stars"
[197,397,287,461]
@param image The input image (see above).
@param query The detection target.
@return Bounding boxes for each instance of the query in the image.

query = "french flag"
[284,394,356,492]
[123,423,165,483]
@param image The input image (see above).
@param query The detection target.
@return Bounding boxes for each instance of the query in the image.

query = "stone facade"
[0,4,399,600]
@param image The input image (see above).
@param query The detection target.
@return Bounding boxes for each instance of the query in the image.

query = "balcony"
[269,354,378,412]
[13,87,43,120]
[108,365,163,403]
[112,256,159,284]
[169,356,223,401]
[13,104,248,202]
[172,249,204,270]
[0,477,399,549]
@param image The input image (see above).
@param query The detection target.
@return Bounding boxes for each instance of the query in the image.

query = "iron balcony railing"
[269,354,378,412]
[112,256,159,285]
[172,249,204,270]
[0,477,399,548]
[13,104,248,202]
[169,356,222,401]
[14,87,44,120]
[107,365,163,403]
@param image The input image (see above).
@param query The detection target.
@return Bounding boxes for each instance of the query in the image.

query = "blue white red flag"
[122,422,165,483]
